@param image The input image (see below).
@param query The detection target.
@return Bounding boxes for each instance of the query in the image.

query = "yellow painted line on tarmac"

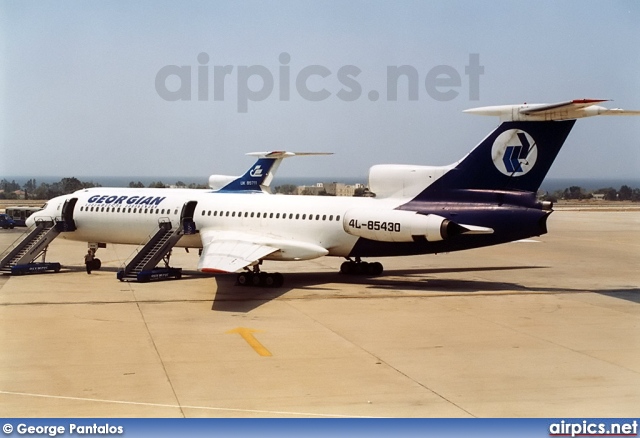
[226,327,272,357]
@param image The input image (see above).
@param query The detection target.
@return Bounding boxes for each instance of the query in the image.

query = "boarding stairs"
[117,218,196,282]
[0,218,74,275]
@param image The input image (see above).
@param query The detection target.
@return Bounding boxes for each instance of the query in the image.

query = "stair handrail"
[118,217,174,271]
[0,217,54,262]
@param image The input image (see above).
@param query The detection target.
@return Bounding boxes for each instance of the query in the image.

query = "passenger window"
[250,212,254,218]
[225,211,229,217]
[174,209,178,215]
[133,208,137,213]
[256,212,261,218]
[295,214,299,219]
[244,212,248,218]
[270,213,274,218]
[315,215,319,220]
[329,215,333,221]
[117,208,121,213]
[276,213,280,219]
[101,207,104,212]
[207,211,211,216]
[336,215,340,221]
[127,208,131,213]
[302,214,306,219]
[289,213,293,219]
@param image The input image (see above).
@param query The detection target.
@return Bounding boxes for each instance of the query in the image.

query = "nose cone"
[25,215,35,227]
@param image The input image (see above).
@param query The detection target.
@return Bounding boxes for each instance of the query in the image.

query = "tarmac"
[0,209,638,418]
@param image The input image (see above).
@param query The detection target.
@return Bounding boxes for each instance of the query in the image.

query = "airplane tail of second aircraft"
[417,119,576,196]
[402,99,639,201]
[211,151,332,194]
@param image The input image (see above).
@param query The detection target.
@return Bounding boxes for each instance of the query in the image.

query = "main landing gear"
[237,263,284,288]
[340,257,384,276]
[87,247,102,271]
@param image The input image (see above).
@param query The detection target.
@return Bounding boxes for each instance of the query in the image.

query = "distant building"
[592,193,605,200]
[296,183,325,196]
[296,182,366,196]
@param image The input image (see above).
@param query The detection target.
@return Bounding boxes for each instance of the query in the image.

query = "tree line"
[0,177,101,200]
[0,178,208,200]
[2,177,638,202]
[541,185,640,202]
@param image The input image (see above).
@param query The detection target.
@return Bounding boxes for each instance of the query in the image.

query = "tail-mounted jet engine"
[343,209,493,243]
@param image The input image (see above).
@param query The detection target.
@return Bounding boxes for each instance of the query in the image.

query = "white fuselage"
[32,188,405,259]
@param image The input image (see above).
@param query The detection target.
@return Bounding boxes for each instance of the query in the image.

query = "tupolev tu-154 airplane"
[10,99,638,286]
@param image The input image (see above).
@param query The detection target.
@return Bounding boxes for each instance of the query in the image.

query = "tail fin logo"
[491,129,537,176]
[249,165,264,178]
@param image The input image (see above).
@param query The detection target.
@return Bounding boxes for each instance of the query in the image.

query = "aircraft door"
[61,198,78,222]
[180,201,198,235]
[59,197,78,231]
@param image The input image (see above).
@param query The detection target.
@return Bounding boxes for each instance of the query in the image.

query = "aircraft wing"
[197,229,279,273]
[197,229,329,273]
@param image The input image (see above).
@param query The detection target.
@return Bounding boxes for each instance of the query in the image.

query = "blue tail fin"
[216,157,279,193]
[212,151,332,194]
[415,120,575,198]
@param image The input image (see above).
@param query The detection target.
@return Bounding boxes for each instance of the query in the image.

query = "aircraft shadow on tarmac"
[207,266,640,312]
[53,264,640,311]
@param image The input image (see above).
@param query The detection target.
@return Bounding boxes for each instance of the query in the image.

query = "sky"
[1,0,639,182]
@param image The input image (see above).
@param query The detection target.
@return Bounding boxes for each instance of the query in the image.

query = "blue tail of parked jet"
[408,99,640,201]
[417,119,575,197]
[210,151,332,194]
[216,157,279,193]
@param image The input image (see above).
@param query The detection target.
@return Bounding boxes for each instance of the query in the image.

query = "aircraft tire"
[370,262,383,276]
[261,273,275,287]
[340,262,352,274]
[92,259,102,270]
[237,272,250,286]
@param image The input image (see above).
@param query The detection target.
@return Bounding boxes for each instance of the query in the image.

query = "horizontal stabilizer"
[246,151,333,158]
[465,99,640,121]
